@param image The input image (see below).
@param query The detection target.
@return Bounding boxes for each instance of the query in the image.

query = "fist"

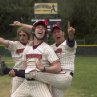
[9,21,22,26]
[9,69,16,77]
[67,21,75,35]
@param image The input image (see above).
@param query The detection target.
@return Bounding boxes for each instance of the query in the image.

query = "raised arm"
[66,21,76,47]
[9,21,33,29]
[67,21,75,41]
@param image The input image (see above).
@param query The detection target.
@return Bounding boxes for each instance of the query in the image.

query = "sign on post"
[34,3,58,14]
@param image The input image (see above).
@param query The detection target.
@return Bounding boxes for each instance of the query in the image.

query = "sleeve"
[66,38,75,47]
[5,40,17,52]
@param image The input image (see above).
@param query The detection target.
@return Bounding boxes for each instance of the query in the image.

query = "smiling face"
[51,28,65,45]
[34,25,46,40]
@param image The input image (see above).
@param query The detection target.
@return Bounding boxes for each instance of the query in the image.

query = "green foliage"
[0,0,97,44]
[0,0,34,39]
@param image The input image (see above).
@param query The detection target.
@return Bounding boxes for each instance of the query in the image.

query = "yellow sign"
[34,3,58,14]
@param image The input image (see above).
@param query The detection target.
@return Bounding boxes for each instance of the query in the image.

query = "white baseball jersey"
[5,40,27,93]
[6,40,27,69]
[51,40,77,72]
[11,42,59,97]
[23,42,59,73]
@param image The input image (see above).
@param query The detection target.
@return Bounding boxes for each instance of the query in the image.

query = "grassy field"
[0,56,97,97]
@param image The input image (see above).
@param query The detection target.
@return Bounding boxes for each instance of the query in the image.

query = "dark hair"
[32,21,48,40]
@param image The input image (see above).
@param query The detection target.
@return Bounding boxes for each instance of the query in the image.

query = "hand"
[67,21,75,40]
[35,59,44,71]
[9,21,22,26]
[9,69,16,77]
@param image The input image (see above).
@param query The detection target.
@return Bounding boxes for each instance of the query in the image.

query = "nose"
[39,27,44,30]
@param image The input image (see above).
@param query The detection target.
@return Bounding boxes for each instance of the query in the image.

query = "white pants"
[11,80,52,97]
[11,77,24,94]
[25,71,73,97]
[26,71,73,89]
[52,87,65,97]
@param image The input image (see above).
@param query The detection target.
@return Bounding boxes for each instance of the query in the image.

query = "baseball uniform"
[5,40,27,94]
[11,42,59,97]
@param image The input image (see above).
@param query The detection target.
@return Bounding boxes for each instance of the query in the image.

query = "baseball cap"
[33,21,47,28]
[51,23,62,32]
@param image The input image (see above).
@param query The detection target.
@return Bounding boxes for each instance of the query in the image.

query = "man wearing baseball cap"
[50,21,76,97]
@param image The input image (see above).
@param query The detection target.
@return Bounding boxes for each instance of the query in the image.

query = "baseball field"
[0,56,97,97]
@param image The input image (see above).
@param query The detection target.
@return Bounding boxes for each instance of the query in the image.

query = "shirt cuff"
[66,38,75,47]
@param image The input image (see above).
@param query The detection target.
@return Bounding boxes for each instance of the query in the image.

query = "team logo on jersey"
[55,48,62,53]
[16,48,24,54]
[26,54,42,59]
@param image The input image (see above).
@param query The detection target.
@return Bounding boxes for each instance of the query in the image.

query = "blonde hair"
[17,27,31,39]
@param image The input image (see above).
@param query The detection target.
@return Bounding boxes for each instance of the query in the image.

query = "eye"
[19,34,26,37]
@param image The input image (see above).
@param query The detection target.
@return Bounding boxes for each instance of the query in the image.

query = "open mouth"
[56,37,61,39]
[38,33,42,34]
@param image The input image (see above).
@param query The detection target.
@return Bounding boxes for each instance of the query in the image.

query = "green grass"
[0,56,97,97]
[0,57,13,97]
[65,56,97,97]
[0,76,11,97]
